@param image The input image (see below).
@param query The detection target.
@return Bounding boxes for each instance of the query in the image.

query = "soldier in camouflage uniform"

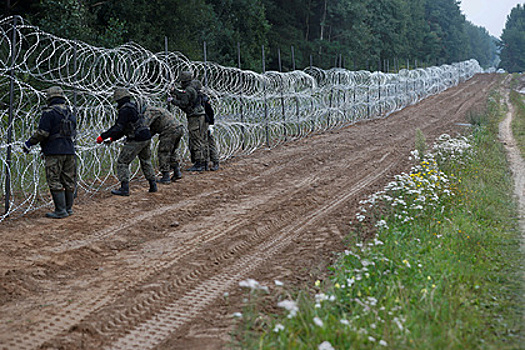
[169,71,207,172]
[190,80,219,171]
[23,86,77,219]
[143,105,184,183]
[96,88,157,196]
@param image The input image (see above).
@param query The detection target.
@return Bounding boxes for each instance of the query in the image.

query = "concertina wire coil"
[0,16,482,221]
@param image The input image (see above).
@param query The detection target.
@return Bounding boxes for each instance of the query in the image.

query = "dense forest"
[500,3,525,73]
[3,0,500,72]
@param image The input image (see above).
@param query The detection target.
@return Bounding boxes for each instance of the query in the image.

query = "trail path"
[0,74,501,350]
[500,78,525,324]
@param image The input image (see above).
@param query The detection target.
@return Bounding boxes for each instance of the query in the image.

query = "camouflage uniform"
[44,155,76,192]
[187,79,220,171]
[98,88,157,195]
[170,71,206,171]
[143,105,184,179]
[24,86,77,218]
[115,139,155,183]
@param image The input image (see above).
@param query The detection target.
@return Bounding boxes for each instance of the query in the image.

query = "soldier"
[169,71,207,172]
[22,86,76,219]
[191,80,219,171]
[96,87,157,196]
[142,104,184,183]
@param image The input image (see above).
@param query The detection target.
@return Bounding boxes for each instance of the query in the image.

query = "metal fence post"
[5,16,17,215]
[291,46,299,121]
[262,45,269,148]
[165,36,171,110]
[237,42,245,150]
[278,48,286,140]
[291,45,295,71]
[203,41,208,87]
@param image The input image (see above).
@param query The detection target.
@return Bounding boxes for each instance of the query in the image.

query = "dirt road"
[0,74,501,350]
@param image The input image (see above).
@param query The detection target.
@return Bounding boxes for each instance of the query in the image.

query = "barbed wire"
[0,16,482,221]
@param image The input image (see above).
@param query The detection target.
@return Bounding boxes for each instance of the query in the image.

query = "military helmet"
[179,71,193,83]
[113,87,131,102]
[45,86,65,101]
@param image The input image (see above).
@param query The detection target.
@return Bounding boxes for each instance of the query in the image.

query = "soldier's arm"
[100,110,128,141]
[27,111,52,145]
[27,129,50,145]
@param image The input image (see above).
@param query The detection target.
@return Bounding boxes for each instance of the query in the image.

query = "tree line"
[499,3,525,73]
[4,0,500,72]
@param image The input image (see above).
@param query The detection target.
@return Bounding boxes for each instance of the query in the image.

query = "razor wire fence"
[0,16,482,221]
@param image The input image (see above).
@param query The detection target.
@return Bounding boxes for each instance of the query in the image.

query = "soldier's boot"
[158,171,171,184]
[111,181,130,196]
[65,189,74,215]
[149,179,158,193]
[171,164,182,181]
[186,161,205,172]
[46,191,69,219]
[204,161,210,171]
[210,161,220,171]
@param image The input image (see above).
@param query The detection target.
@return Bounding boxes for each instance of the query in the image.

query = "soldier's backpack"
[199,92,215,125]
[123,101,149,138]
[47,105,76,141]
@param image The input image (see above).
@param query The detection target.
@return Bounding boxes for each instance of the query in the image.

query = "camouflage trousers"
[45,154,76,192]
[117,139,156,182]
[158,125,184,172]
[204,122,219,163]
[187,114,206,163]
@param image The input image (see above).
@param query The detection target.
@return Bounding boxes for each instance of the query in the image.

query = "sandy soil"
[0,74,503,350]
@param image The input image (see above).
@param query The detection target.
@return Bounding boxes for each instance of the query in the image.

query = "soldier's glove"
[208,125,214,135]
[96,136,104,144]
[22,140,32,154]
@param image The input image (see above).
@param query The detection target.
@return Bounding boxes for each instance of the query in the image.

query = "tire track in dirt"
[32,149,391,349]
[102,158,399,350]
[0,172,315,349]
[2,143,381,349]
[45,151,315,254]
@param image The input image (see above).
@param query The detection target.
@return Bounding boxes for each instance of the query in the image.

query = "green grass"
[510,89,525,158]
[231,91,524,350]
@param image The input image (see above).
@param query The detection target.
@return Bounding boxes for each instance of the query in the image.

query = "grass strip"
[231,90,524,350]
[510,88,525,158]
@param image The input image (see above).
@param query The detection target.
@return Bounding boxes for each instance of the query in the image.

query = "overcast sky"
[459,0,524,38]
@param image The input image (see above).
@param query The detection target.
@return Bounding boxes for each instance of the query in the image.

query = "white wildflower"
[374,238,384,245]
[239,278,269,292]
[318,341,335,350]
[393,317,404,331]
[277,300,299,318]
[375,220,388,229]
[361,259,374,267]
[313,316,324,327]
[273,323,285,332]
